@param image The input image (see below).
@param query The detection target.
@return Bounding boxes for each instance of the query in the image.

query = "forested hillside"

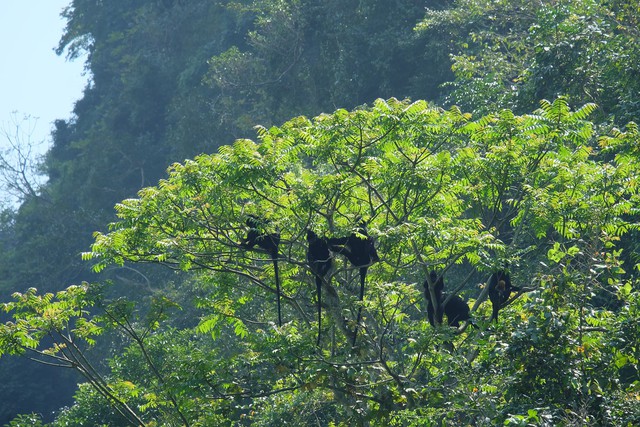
[1,0,639,425]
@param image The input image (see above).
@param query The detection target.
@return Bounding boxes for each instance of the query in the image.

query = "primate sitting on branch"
[306,229,333,346]
[488,270,519,322]
[424,271,473,328]
[328,223,379,345]
[240,215,282,326]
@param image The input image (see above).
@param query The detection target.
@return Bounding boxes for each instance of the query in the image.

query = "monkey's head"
[246,215,261,229]
[425,271,444,294]
[306,229,318,242]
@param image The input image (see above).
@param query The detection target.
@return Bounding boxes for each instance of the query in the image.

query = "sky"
[0,0,87,150]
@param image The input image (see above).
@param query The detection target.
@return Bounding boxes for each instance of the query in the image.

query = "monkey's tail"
[489,303,500,323]
[273,257,282,327]
[352,267,367,346]
[316,275,322,346]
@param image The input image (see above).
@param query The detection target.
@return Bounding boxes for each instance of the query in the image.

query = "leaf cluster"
[42,97,639,424]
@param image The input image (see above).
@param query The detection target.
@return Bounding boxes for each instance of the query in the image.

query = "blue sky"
[0,1,87,149]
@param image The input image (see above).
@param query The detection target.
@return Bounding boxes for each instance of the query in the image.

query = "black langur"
[442,295,473,327]
[328,224,380,345]
[306,230,333,346]
[488,270,519,322]
[424,271,445,326]
[423,271,473,328]
[241,215,282,326]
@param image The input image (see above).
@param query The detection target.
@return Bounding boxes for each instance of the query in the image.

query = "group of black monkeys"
[240,216,519,346]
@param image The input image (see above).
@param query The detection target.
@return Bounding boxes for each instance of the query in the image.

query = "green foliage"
[49,98,639,424]
[0,284,102,357]
[4,413,46,427]
[2,0,640,423]
[0,283,193,426]
[418,0,640,124]
[0,0,459,418]
[204,0,446,136]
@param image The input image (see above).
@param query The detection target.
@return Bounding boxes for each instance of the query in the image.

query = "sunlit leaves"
[418,0,640,127]
[0,283,102,357]
[82,97,639,305]
[46,97,640,424]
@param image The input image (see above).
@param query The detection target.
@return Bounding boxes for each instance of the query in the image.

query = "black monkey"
[423,271,473,328]
[328,224,380,345]
[241,215,282,326]
[442,295,473,327]
[488,270,519,322]
[306,230,333,346]
[424,271,445,326]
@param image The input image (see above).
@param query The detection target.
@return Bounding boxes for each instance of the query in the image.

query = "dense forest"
[0,0,639,425]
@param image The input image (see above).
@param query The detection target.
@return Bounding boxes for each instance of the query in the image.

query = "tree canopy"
[1,0,640,424]
[3,98,639,425]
